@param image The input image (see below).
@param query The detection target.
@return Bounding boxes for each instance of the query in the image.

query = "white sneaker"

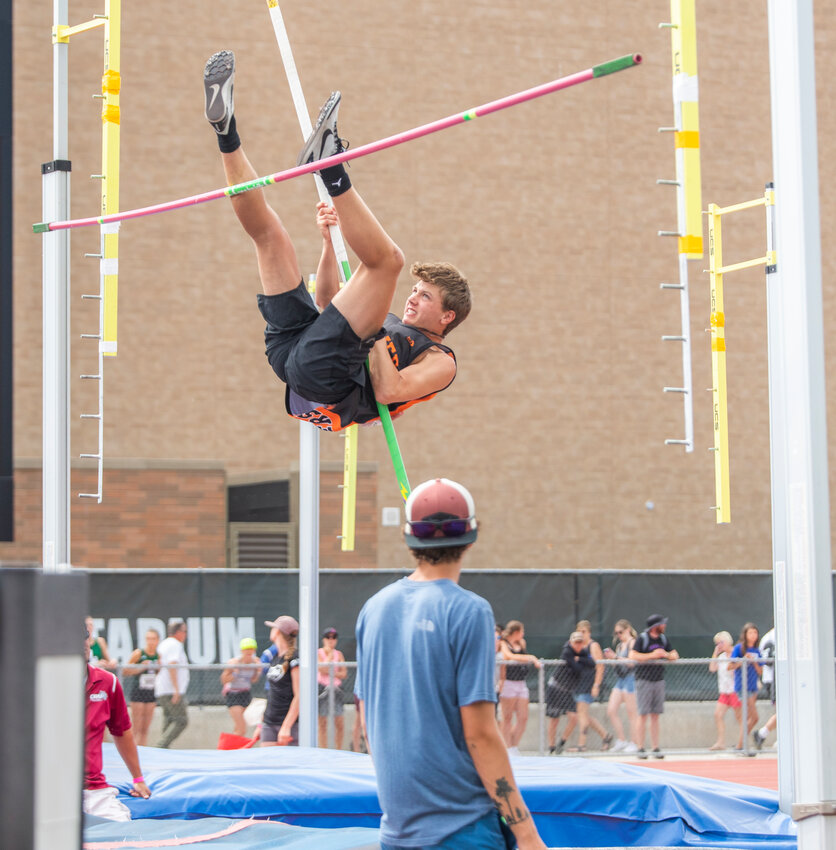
[622,742,639,753]
[612,739,627,752]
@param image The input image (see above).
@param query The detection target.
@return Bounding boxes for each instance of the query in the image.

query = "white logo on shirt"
[415,619,435,632]
[89,690,108,702]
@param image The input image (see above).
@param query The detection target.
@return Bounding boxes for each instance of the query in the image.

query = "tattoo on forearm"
[493,776,531,826]
[503,808,531,826]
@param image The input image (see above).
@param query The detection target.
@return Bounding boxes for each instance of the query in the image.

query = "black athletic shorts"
[257,281,375,404]
[130,687,156,705]
[545,683,576,717]
[225,690,252,709]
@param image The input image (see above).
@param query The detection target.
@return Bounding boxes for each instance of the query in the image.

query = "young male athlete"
[204,51,472,431]
[355,478,547,849]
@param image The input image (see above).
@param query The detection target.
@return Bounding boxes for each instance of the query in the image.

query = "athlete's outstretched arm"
[313,202,340,310]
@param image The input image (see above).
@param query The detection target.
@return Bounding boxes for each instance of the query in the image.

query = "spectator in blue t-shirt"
[355,478,546,850]
[729,622,762,749]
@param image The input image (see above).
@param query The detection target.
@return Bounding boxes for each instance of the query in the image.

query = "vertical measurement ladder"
[55,0,121,502]
[705,185,776,524]
[658,0,703,453]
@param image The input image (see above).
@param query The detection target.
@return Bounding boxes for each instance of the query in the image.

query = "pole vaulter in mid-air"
[203,50,472,433]
[34,50,641,450]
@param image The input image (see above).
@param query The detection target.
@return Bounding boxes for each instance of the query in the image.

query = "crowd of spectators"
[502,612,774,758]
[87,613,777,756]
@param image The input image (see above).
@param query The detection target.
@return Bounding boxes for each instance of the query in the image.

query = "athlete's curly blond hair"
[410,262,472,336]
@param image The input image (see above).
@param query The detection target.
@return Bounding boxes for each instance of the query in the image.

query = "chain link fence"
[107,657,791,756]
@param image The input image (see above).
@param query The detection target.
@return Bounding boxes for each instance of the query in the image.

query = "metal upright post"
[0,0,13,542]
[762,180,794,806]
[41,0,72,572]
[298,423,319,747]
[659,0,702,453]
[740,658,749,757]
[766,1,836,843]
[706,205,730,523]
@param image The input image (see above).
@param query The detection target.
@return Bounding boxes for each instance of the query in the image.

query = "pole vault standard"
[35,54,642,233]
[266,0,346,747]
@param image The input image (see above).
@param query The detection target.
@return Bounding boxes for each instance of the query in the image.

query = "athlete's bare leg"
[220,147,301,297]
[204,50,300,298]
[328,186,404,340]
[298,91,404,339]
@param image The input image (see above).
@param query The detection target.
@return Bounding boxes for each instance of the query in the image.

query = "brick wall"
[14,1,836,571]
[0,463,227,568]
[317,465,378,570]
[0,462,378,569]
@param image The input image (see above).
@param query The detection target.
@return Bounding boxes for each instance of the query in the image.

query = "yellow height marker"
[705,186,777,525]
[671,0,702,259]
[55,4,122,356]
[101,0,121,356]
[306,274,358,551]
[707,205,730,523]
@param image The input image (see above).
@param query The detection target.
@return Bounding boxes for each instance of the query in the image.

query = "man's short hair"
[167,618,186,637]
[407,545,468,565]
[410,262,471,336]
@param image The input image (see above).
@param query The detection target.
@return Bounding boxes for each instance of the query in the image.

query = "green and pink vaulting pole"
[34,53,642,233]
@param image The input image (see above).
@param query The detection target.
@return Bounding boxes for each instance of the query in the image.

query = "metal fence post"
[538,660,545,756]
[741,656,749,756]
[327,662,335,749]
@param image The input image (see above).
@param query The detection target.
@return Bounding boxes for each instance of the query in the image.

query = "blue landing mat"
[98,745,796,849]
[83,815,381,848]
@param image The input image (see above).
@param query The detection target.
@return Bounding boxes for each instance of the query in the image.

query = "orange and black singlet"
[286,314,456,432]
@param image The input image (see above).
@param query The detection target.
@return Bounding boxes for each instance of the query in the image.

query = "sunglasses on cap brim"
[406,516,474,539]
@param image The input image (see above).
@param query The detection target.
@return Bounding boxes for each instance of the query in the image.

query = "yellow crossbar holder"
[670,0,703,260]
[705,185,776,524]
[101,0,121,357]
[659,0,703,454]
[53,19,105,42]
[60,1,122,503]
[56,6,121,357]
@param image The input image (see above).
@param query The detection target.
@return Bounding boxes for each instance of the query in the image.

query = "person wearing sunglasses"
[603,620,639,753]
[317,628,348,749]
[355,478,546,850]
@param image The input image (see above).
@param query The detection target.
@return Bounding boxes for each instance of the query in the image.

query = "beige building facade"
[5,0,836,571]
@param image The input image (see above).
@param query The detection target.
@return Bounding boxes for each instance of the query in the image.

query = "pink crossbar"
[39,55,640,232]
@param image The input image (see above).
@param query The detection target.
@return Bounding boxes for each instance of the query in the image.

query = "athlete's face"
[402,280,453,333]
[145,630,160,652]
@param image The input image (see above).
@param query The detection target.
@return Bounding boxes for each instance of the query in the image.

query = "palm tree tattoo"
[493,776,529,825]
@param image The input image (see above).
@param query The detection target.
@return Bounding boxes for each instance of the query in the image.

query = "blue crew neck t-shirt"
[731,643,762,694]
[355,577,498,847]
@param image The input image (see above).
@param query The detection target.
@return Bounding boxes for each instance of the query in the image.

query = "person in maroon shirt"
[84,627,151,820]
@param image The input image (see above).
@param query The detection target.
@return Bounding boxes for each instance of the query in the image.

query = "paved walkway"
[623,753,778,789]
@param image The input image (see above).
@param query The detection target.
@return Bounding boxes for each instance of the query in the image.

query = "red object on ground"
[627,756,778,790]
[217,731,259,750]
